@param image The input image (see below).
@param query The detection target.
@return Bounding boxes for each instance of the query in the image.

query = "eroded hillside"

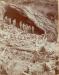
[0,0,58,75]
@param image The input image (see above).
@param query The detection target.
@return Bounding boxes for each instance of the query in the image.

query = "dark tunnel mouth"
[4,5,45,35]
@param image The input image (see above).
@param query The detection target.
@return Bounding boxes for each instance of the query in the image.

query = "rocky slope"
[0,20,59,75]
[0,0,58,75]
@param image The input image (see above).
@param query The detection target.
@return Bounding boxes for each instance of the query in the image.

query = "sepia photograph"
[0,0,58,75]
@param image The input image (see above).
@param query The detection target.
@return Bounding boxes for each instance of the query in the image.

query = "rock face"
[2,2,58,42]
[3,4,45,35]
[0,0,58,75]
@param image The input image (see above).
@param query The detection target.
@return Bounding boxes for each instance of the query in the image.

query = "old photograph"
[0,0,58,75]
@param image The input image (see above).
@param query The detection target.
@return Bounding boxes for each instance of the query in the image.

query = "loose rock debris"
[0,0,58,75]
